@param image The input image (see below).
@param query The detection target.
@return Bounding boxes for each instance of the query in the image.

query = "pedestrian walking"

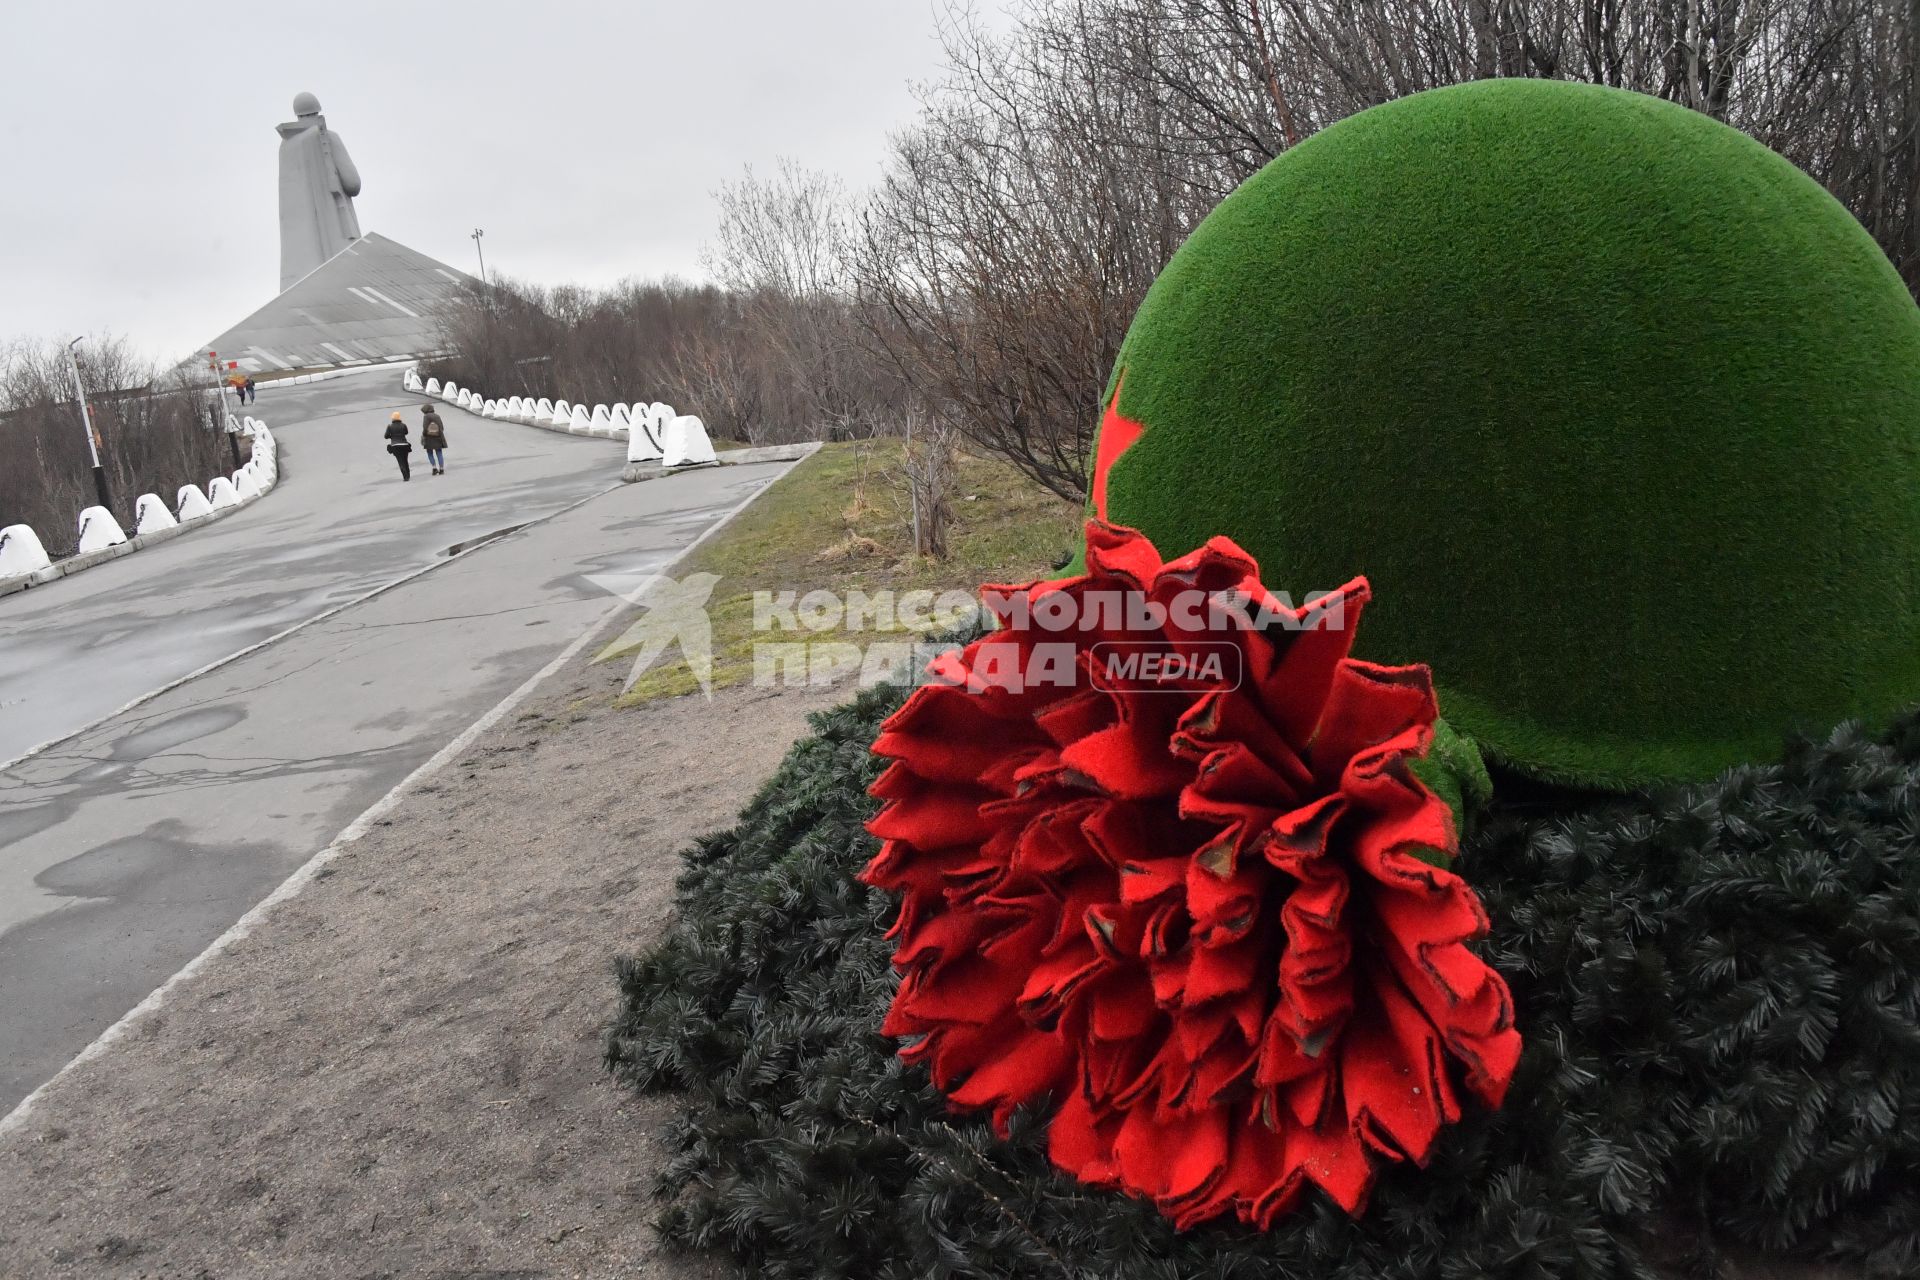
[420,404,449,475]
[244,376,256,404]
[384,411,413,480]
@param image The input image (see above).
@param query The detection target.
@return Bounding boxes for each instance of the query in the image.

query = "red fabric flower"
[861,522,1520,1228]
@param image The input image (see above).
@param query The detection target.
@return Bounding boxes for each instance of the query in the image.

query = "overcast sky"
[0,0,980,364]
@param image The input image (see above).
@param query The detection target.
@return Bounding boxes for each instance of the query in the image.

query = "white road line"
[0,460,797,1139]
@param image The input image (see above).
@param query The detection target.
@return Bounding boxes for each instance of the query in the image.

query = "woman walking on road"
[384,411,413,480]
[420,404,449,475]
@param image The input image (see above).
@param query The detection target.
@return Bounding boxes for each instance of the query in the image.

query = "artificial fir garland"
[606,675,1920,1280]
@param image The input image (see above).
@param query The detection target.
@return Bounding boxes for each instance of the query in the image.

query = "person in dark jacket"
[384,411,413,480]
[420,404,449,474]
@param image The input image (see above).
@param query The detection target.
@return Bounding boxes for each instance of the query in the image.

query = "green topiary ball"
[1090,77,1920,789]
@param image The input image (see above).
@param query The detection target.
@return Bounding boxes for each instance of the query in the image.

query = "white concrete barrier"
[627,417,663,462]
[134,493,179,535]
[76,505,128,553]
[0,524,52,577]
[569,404,592,432]
[233,469,264,500]
[207,476,241,509]
[176,485,214,521]
[507,396,526,422]
[662,415,719,468]
[611,404,633,435]
[534,398,554,423]
[425,377,441,396]
[481,398,496,418]
[549,399,573,428]
[646,405,673,448]
[589,404,613,435]
[442,382,461,404]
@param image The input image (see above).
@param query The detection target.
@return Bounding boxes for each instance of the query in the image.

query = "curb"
[623,441,820,484]
[258,357,419,387]
[499,412,613,442]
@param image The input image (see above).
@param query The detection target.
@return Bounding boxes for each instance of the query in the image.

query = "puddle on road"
[111,706,246,763]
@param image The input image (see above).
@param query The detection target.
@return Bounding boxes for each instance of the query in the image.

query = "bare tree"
[853,0,1920,504]
[1,335,236,553]
[707,160,890,438]
[895,406,961,558]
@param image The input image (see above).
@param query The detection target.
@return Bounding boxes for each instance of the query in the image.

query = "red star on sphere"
[1091,379,1144,520]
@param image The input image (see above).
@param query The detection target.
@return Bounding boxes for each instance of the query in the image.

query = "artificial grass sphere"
[1091,77,1920,789]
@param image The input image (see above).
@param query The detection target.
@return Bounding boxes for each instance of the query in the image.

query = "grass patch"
[599,442,1079,705]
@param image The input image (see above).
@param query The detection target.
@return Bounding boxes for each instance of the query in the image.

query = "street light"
[66,337,113,514]
[470,227,487,285]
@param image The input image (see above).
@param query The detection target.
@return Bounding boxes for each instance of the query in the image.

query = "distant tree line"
[0,336,237,556]
[432,0,1920,502]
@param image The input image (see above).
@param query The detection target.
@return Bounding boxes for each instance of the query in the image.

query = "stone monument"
[195,94,470,371]
[276,92,362,291]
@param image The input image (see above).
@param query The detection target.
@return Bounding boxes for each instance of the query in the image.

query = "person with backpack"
[420,404,449,474]
[384,411,413,480]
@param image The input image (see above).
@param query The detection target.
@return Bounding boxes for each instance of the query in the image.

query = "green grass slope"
[1095,78,1920,788]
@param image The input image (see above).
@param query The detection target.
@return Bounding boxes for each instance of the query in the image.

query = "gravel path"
[0,639,840,1279]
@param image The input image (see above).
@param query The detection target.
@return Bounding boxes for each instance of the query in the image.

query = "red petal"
[1115,1101,1229,1206]
[945,1023,1075,1132]
[1260,579,1370,745]
[1048,1085,1120,1182]
[1340,967,1458,1166]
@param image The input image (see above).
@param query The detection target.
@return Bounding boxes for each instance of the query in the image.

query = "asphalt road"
[0,370,620,766]
[0,368,795,1113]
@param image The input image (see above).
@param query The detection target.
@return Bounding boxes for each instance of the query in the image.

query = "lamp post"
[470,227,487,285]
[66,337,113,514]
[208,351,241,468]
